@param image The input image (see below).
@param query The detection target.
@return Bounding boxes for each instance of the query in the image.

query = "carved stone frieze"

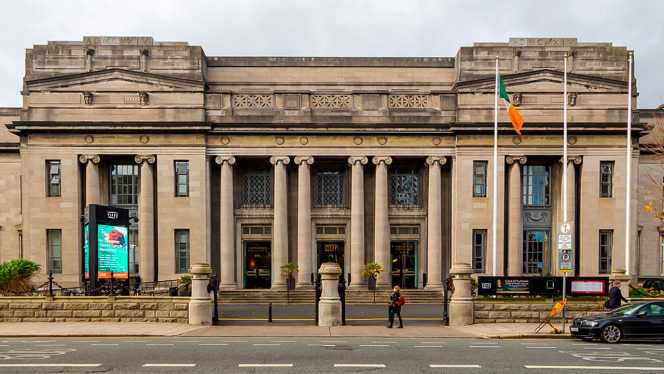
[523,208,551,228]
[388,94,429,109]
[568,92,577,106]
[232,94,273,109]
[311,94,353,110]
[511,93,522,106]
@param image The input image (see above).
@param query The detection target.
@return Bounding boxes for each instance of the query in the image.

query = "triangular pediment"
[455,69,627,93]
[26,68,205,92]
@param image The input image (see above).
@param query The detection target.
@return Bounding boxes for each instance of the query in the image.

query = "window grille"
[599,230,613,274]
[600,161,614,198]
[240,170,272,208]
[389,171,420,207]
[314,171,345,207]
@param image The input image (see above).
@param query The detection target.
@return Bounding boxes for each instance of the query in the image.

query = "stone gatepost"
[610,269,632,299]
[449,263,474,326]
[318,262,342,327]
[189,263,213,325]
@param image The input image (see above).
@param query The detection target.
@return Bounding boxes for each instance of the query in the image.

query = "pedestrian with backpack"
[387,285,406,328]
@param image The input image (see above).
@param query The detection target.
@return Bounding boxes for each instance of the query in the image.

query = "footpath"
[0,322,570,339]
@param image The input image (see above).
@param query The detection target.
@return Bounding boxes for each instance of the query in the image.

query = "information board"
[97,224,129,279]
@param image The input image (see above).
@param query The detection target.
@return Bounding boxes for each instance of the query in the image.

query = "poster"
[96,224,129,279]
[496,278,530,294]
[83,223,89,277]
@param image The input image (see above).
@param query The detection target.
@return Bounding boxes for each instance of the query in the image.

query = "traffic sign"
[559,249,574,272]
[558,233,572,250]
[560,222,572,234]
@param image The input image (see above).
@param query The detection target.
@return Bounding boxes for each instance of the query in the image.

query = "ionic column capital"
[294,156,314,165]
[425,156,447,166]
[78,154,100,164]
[215,155,236,166]
[506,156,527,165]
[559,155,583,165]
[372,156,392,166]
[348,156,368,166]
[134,154,156,165]
[270,156,291,166]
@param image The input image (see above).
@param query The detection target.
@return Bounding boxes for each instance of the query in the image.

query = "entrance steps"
[218,289,443,304]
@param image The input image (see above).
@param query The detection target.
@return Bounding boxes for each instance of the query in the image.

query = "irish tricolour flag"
[498,77,525,134]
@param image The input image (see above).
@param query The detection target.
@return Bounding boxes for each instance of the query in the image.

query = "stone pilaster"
[348,156,368,288]
[78,154,101,206]
[295,156,314,288]
[425,156,446,289]
[372,156,392,288]
[135,154,156,282]
[506,156,527,276]
[215,156,237,289]
[270,156,291,289]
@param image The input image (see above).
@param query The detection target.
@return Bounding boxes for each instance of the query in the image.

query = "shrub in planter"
[0,259,40,295]
[177,275,192,296]
[280,262,298,290]
[362,262,384,294]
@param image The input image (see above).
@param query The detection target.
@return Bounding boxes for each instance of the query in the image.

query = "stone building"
[0,36,658,290]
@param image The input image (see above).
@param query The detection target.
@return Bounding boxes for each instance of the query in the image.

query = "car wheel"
[600,324,622,344]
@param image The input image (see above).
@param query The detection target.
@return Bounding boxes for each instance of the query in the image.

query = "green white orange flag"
[498,77,525,135]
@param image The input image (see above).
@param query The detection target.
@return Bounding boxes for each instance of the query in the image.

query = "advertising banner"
[97,224,129,279]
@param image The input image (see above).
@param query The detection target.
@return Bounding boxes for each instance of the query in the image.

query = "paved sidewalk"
[0,322,570,339]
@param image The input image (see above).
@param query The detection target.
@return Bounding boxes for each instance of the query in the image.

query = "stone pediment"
[455,69,628,93]
[25,68,205,92]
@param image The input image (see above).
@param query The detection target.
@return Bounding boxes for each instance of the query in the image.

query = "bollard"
[449,263,474,326]
[268,302,273,323]
[48,272,54,297]
[318,262,342,327]
[109,272,115,296]
[338,274,346,326]
[188,263,213,325]
[314,274,321,325]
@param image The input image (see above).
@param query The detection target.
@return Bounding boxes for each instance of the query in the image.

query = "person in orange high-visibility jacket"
[387,286,406,328]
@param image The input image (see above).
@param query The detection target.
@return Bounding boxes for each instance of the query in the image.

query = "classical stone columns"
[294,156,315,288]
[215,156,237,289]
[78,155,101,206]
[372,156,392,288]
[425,156,446,289]
[348,156,368,288]
[506,156,527,276]
[563,155,582,275]
[270,156,291,289]
[135,154,156,282]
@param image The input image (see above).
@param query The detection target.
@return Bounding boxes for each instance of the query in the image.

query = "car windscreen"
[608,303,643,317]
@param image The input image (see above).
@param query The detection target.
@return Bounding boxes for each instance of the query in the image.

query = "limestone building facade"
[0,36,660,289]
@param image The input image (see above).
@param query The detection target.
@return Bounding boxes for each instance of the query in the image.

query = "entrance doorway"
[244,241,271,289]
[317,241,344,270]
[391,241,417,289]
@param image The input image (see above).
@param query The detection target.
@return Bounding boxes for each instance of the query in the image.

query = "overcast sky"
[1,0,662,108]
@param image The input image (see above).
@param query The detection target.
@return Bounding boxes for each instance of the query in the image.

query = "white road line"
[272,340,296,343]
[583,347,611,350]
[223,340,248,343]
[239,364,293,367]
[253,343,281,346]
[573,343,599,346]
[143,364,197,367]
[359,344,390,347]
[175,340,200,343]
[125,340,146,343]
[71,340,100,343]
[199,343,229,346]
[525,365,664,371]
[34,344,67,347]
[0,364,102,367]
[526,346,557,349]
[334,364,386,368]
[414,345,443,348]
[420,341,446,344]
[469,345,502,348]
[320,340,346,343]
[91,343,118,346]
[371,341,397,344]
[146,343,174,346]
[308,344,336,347]
[430,365,482,368]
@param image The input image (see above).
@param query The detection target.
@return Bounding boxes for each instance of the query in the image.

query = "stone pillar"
[506,156,526,276]
[425,156,446,289]
[348,156,368,288]
[78,155,101,206]
[135,154,156,282]
[270,156,290,289]
[188,263,213,325]
[318,262,342,326]
[295,156,314,288]
[372,156,392,288]
[449,263,474,326]
[215,156,237,289]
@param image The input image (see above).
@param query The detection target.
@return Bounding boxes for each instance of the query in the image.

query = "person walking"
[387,285,405,328]
[605,280,629,310]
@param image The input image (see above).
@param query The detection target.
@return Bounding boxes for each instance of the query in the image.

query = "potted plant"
[177,275,192,297]
[362,262,384,303]
[280,262,298,303]
[0,259,40,296]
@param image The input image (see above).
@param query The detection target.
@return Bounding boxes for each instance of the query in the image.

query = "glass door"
[390,241,417,289]
[317,241,344,270]
[244,241,271,289]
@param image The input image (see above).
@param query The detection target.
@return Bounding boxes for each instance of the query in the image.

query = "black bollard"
[109,272,115,296]
[338,274,346,326]
[268,302,273,323]
[314,274,321,325]
[48,272,54,297]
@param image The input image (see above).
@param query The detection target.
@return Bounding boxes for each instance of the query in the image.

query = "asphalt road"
[0,337,663,373]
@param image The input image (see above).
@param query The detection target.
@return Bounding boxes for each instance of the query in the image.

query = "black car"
[571,301,664,343]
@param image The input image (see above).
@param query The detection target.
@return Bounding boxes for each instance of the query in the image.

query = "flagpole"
[493,56,498,276]
[625,51,633,276]
[562,52,569,334]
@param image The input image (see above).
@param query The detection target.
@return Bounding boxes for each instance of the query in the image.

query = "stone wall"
[474,300,604,323]
[0,296,190,323]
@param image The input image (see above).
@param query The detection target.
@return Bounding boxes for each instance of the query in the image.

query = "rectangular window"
[46,229,62,274]
[472,161,488,197]
[389,170,420,207]
[46,160,61,197]
[110,164,139,206]
[600,161,614,198]
[522,165,551,207]
[175,229,190,274]
[599,230,613,274]
[523,230,548,274]
[174,161,189,197]
[240,170,272,208]
[472,229,487,273]
[314,170,345,208]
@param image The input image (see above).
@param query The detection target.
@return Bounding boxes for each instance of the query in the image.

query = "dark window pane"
[599,230,613,274]
[46,160,61,197]
[389,170,420,207]
[241,170,272,207]
[473,161,487,197]
[472,229,487,273]
[522,165,551,207]
[600,161,614,198]
[175,229,190,274]
[314,171,345,207]
[523,230,548,274]
[175,161,189,197]
[47,229,62,274]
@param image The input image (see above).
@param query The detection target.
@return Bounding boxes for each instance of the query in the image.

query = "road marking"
[71,340,100,343]
[573,343,599,346]
[34,344,66,347]
[199,343,229,346]
[146,343,174,346]
[239,364,293,367]
[420,341,446,344]
[223,340,248,343]
[526,346,557,349]
[272,340,296,343]
[334,364,386,368]
[360,344,390,347]
[371,341,397,344]
[143,364,196,367]
[320,340,346,343]
[584,347,612,350]
[430,365,482,368]
[469,345,502,348]
[0,364,102,367]
[308,344,336,347]
[175,340,200,343]
[415,345,443,348]
[525,365,664,371]
[125,340,146,343]
[253,343,281,346]
[91,344,118,346]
